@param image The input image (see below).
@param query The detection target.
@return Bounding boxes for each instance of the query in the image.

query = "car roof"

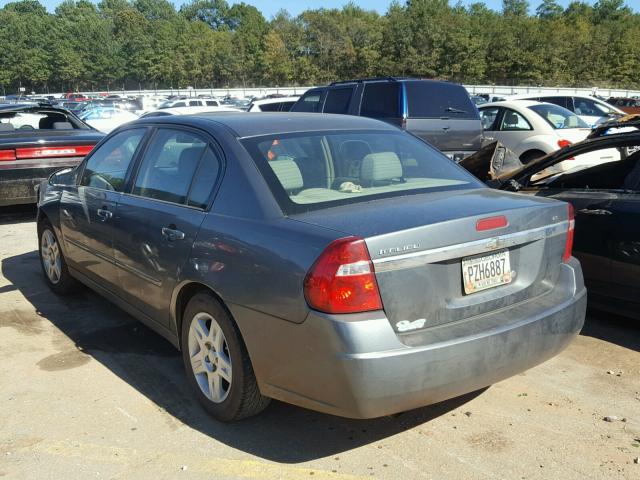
[252,97,299,105]
[480,100,543,109]
[135,112,398,138]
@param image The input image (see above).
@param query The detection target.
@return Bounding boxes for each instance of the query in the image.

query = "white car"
[479,100,619,172]
[247,96,299,112]
[158,98,221,109]
[139,106,243,118]
[79,108,139,133]
[507,94,624,127]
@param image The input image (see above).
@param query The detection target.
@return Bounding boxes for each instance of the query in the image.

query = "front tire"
[38,219,79,295]
[181,293,270,421]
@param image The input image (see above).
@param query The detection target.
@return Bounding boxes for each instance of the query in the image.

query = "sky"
[0,0,631,19]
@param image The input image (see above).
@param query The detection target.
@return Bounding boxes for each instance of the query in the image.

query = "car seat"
[269,159,304,194]
[502,111,520,130]
[360,152,403,187]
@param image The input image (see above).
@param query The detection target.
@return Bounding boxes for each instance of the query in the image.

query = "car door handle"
[161,226,185,241]
[578,208,612,216]
[96,208,112,220]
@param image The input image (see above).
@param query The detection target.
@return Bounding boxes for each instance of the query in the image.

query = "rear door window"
[405,81,478,119]
[480,107,500,131]
[360,83,400,118]
[187,149,222,209]
[292,91,325,112]
[132,129,207,205]
[323,88,354,114]
[205,100,218,106]
[500,109,532,131]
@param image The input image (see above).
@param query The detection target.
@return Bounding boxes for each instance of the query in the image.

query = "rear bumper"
[0,167,67,206]
[232,258,586,419]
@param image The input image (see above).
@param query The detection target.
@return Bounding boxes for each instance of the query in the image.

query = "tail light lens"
[563,203,575,263]
[0,149,16,161]
[557,139,572,149]
[304,236,383,314]
[15,145,94,159]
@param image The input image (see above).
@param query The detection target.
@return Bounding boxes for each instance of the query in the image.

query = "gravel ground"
[1,206,639,480]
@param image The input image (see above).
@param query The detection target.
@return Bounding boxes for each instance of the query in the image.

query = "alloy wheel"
[187,312,233,403]
[41,229,62,285]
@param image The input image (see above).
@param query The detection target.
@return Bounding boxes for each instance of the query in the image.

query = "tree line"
[0,0,638,94]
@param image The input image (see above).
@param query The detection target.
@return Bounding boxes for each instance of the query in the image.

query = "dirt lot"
[0,206,639,480]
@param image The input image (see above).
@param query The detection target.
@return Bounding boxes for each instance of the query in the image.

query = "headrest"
[504,112,519,125]
[360,152,402,182]
[0,123,14,131]
[53,122,73,130]
[270,158,303,191]
[39,117,55,129]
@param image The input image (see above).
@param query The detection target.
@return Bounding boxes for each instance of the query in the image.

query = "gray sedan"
[36,113,586,421]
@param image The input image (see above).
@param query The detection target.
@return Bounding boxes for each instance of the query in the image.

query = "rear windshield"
[528,104,589,129]
[0,109,86,132]
[406,81,479,119]
[241,130,481,213]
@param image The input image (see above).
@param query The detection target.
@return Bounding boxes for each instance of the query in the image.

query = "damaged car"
[461,116,640,319]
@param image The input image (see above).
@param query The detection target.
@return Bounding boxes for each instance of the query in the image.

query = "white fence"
[7,84,640,100]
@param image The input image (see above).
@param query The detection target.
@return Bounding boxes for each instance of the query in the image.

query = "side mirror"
[49,167,78,187]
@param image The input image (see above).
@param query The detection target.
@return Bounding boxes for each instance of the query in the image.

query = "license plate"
[462,250,512,294]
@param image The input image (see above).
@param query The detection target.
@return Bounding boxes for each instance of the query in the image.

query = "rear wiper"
[444,107,468,114]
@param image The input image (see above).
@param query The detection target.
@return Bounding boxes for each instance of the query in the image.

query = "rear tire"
[181,292,270,422]
[37,219,80,295]
[519,150,546,165]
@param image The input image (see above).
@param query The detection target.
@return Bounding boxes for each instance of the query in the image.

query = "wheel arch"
[519,148,548,164]
[172,281,228,350]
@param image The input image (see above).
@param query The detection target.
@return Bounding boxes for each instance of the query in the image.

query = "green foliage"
[0,0,639,92]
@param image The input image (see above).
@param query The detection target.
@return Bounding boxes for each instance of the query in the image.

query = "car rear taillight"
[304,236,383,314]
[557,139,572,149]
[15,145,94,159]
[0,149,16,161]
[562,203,575,263]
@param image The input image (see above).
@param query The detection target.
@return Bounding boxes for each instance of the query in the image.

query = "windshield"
[242,130,482,213]
[528,104,589,130]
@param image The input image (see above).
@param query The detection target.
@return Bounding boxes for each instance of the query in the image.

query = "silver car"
[37,113,586,421]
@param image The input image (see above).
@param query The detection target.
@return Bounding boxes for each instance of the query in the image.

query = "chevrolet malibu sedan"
[36,113,586,421]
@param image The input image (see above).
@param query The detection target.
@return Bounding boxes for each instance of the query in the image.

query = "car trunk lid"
[293,188,570,341]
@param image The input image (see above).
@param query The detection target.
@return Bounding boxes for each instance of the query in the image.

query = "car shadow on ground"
[1,249,484,463]
[0,204,37,225]
[581,308,639,353]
